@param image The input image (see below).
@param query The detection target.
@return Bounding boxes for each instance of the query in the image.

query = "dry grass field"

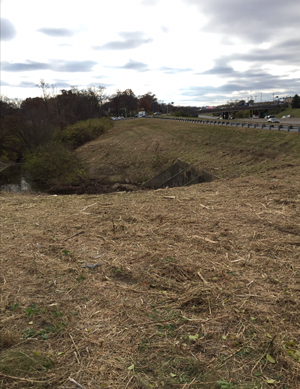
[1,120,300,388]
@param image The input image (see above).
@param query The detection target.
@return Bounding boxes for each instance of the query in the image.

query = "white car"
[268,118,280,123]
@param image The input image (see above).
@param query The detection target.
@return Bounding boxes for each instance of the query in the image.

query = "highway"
[146,116,300,133]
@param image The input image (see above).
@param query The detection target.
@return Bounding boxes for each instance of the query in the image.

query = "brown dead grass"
[1,173,300,388]
[75,119,300,185]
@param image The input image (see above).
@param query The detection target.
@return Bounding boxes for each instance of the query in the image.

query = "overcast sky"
[1,0,300,106]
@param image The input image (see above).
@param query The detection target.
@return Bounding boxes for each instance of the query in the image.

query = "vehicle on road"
[268,118,280,123]
[135,111,146,118]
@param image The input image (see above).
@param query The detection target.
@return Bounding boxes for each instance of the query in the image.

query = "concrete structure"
[143,159,218,189]
[198,103,285,119]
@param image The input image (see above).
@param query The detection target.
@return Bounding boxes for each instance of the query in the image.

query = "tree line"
[0,81,164,162]
[0,81,173,189]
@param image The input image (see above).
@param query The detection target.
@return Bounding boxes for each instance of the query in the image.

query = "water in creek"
[0,164,47,193]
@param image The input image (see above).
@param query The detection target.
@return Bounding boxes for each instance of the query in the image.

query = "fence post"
[287,126,291,132]
[254,124,256,129]
[278,125,281,131]
[269,125,272,130]
[247,123,250,128]
[261,124,264,129]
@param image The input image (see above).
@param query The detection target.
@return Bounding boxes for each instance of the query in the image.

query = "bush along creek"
[0,117,114,194]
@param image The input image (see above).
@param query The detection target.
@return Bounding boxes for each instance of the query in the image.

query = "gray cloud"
[159,66,193,74]
[181,51,300,103]
[51,80,72,88]
[0,18,17,41]
[92,31,153,50]
[1,80,44,88]
[275,38,300,50]
[105,58,149,72]
[88,82,114,88]
[232,48,300,66]
[198,65,234,75]
[183,0,300,43]
[181,75,300,99]
[1,59,97,73]
[1,61,48,72]
[160,26,169,33]
[19,81,38,88]
[37,27,76,37]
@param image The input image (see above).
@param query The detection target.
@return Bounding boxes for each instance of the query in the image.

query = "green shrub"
[58,118,113,148]
[23,142,87,186]
[235,111,244,119]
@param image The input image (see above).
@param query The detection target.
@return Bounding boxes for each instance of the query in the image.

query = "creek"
[0,164,47,193]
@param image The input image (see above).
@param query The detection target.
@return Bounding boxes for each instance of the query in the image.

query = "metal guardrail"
[140,116,300,133]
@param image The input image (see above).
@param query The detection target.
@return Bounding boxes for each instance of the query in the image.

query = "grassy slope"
[75,118,300,184]
[276,107,300,118]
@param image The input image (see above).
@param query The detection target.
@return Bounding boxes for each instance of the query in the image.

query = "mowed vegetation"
[1,120,300,389]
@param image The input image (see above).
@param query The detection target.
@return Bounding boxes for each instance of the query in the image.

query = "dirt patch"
[47,180,141,195]
[1,173,300,388]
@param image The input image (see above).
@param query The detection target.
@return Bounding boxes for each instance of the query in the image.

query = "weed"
[22,322,68,340]
[10,302,19,311]
[24,303,42,318]
[164,256,176,263]
[113,267,123,274]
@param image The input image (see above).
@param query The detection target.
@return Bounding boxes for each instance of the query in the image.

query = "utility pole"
[167,102,174,115]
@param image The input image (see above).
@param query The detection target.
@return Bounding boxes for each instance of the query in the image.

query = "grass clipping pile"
[1,176,300,389]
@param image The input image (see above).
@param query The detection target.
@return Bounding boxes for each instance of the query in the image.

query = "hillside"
[1,120,300,389]
[75,118,300,186]
[276,107,300,118]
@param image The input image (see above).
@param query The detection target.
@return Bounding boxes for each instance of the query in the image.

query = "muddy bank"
[48,180,141,195]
